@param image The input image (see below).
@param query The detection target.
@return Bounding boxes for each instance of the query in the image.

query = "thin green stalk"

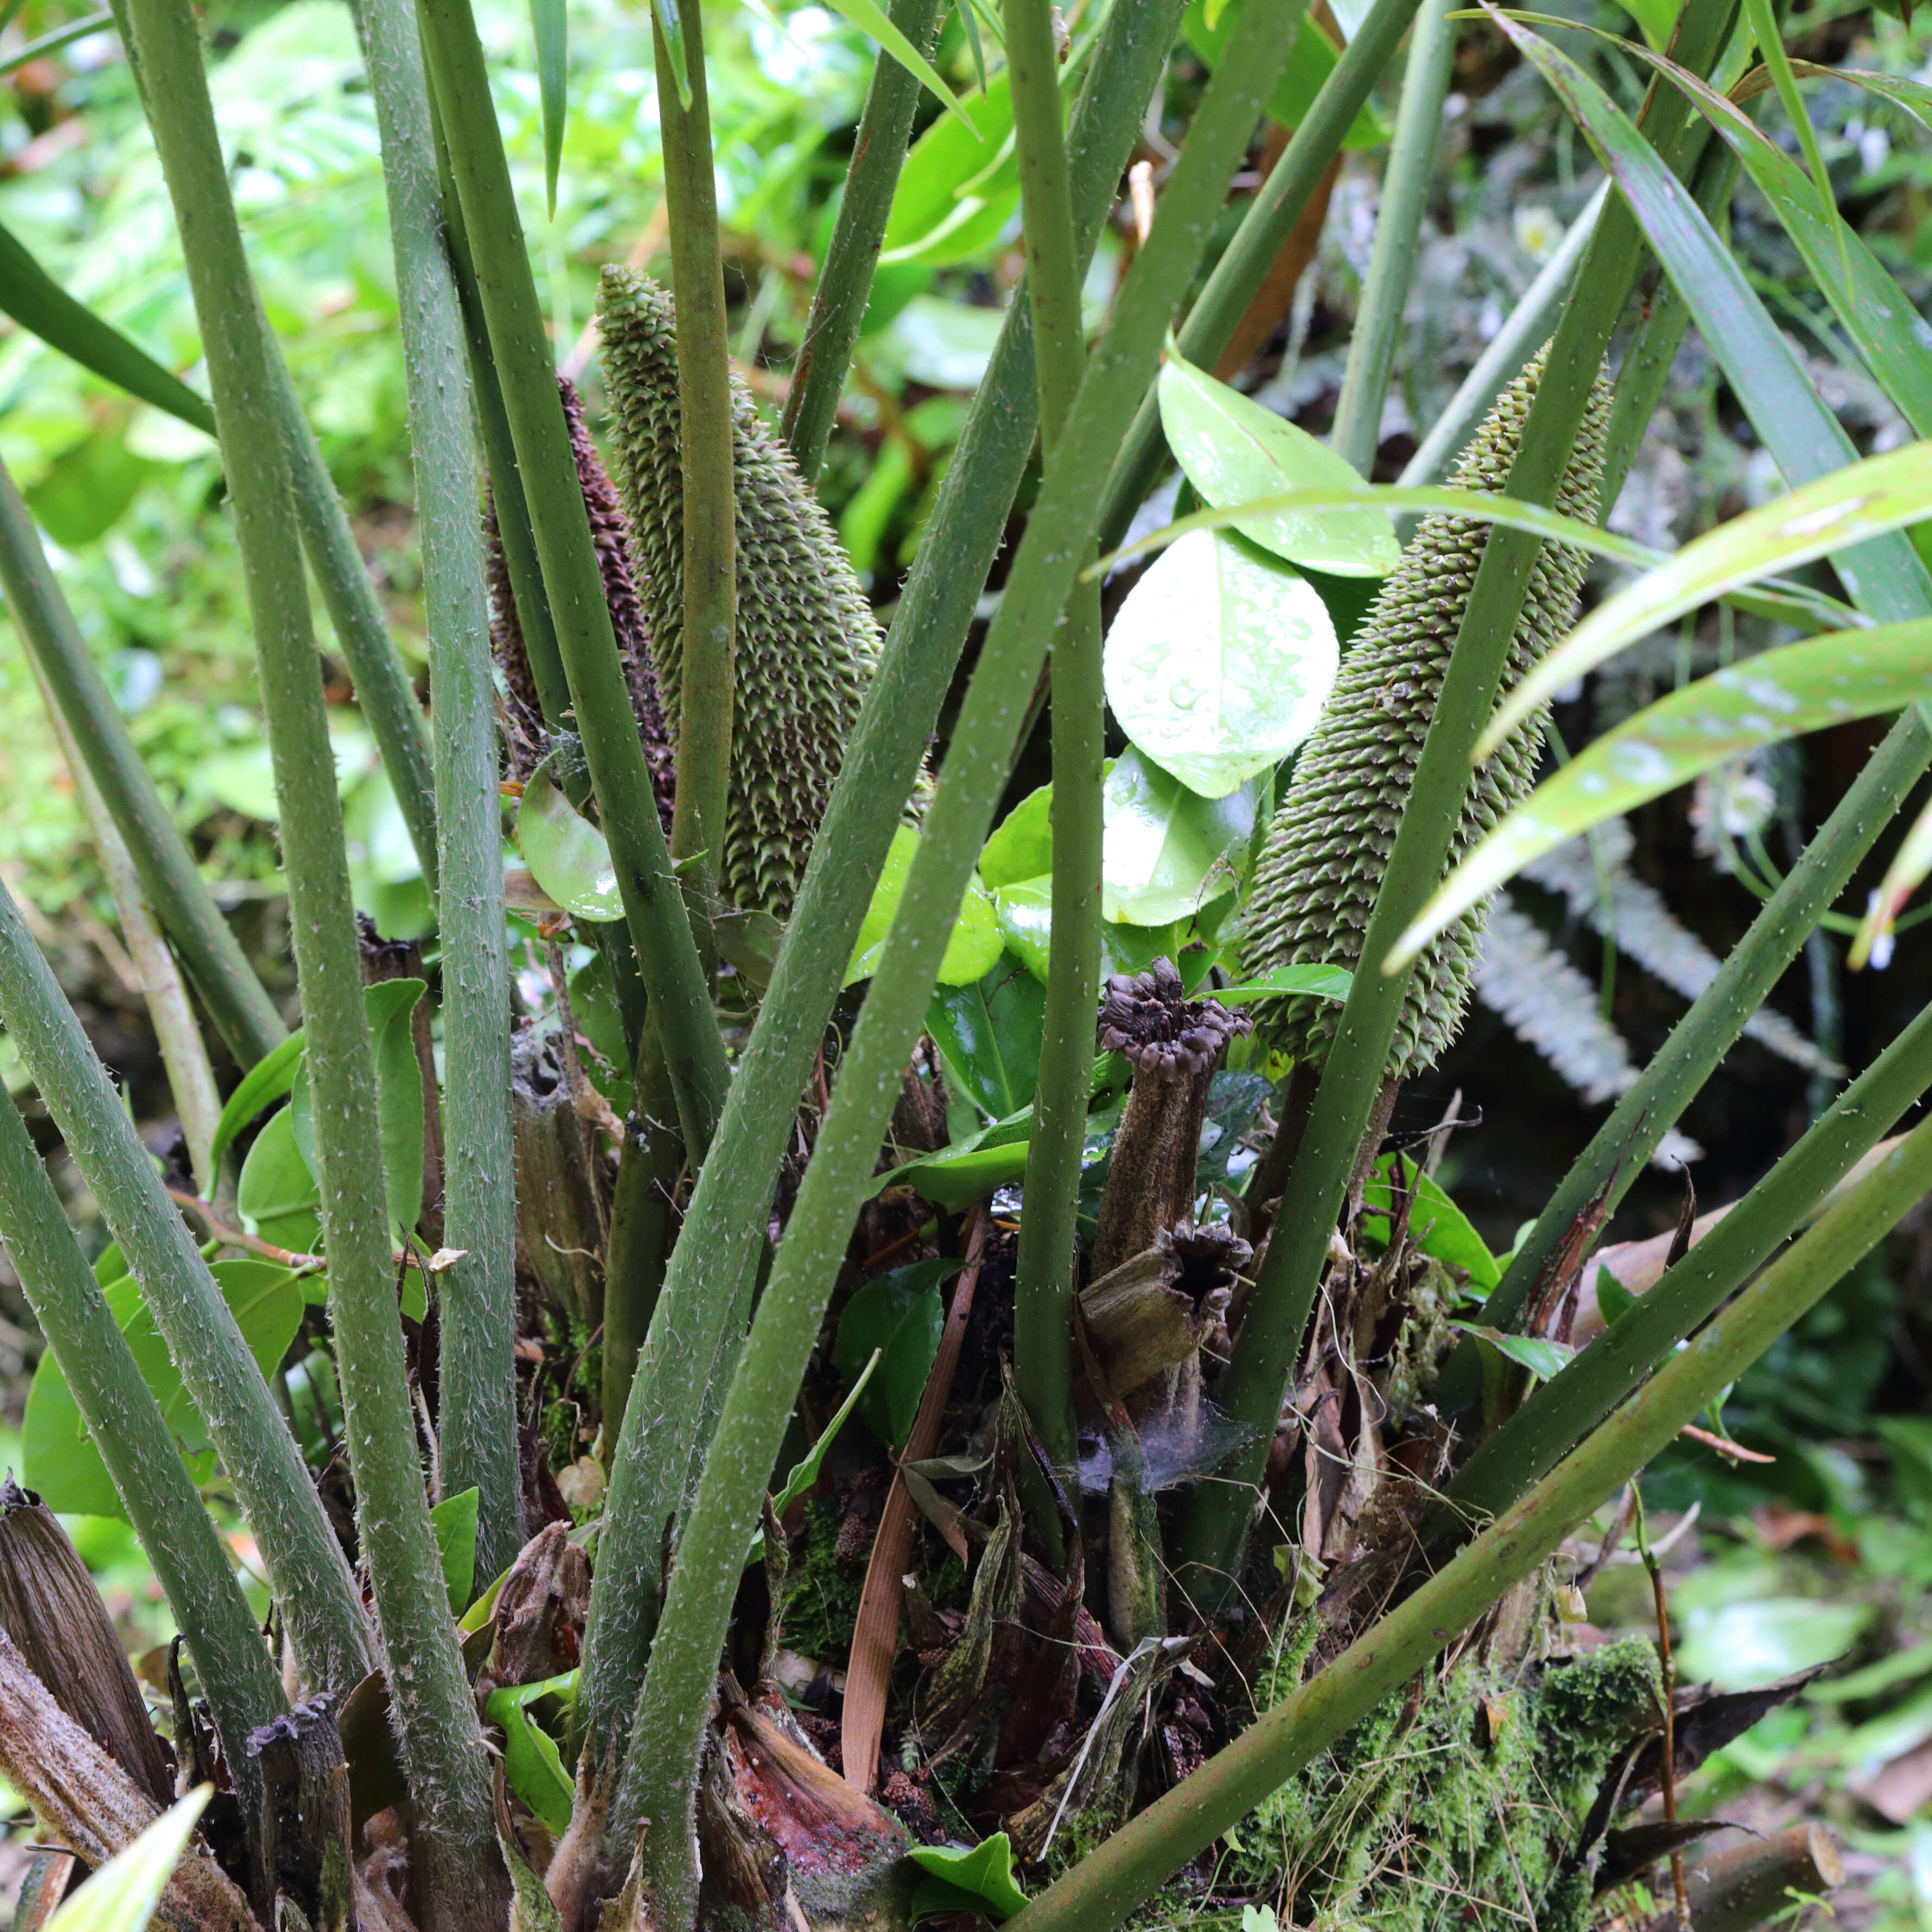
[0,459,285,1069]
[277,378,442,893]
[602,1037,683,1438]
[0,1087,287,1773]
[1004,1108,1932,1932]
[576,0,1186,1775]
[28,654,223,1191]
[356,0,522,1587]
[416,0,729,1159]
[781,0,946,482]
[116,0,503,1917]
[1330,0,1455,477]
[1007,0,1095,1482]
[1097,0,1425,551]
[1175,0,1738,1609]
[103,0,439,894]
[614,7,1307,1913]
[1446,993,1932,1531]
[1397,186,1606,491]
[653,0,737,940]
[0,878,371,1699]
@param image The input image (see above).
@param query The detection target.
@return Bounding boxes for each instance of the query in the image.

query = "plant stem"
[416,0,729,1159]
[1175,0,1738,1609]
[1007,0,1095,1483]
[67,0,443,902]
[1004,1109,1932,1932]
[576,0,1186,1776]
[0,459,285,1069]
[24,651,223,1190]
[602,1032,684,1438]
[116,0,503,1914]
[653,0,737,940]
[781,0,945,483]
[1097,0,1425,550]
[276,377,442,893]
[1395,184,1606,491]
[1329,0,1455,477]
[0,878,371,1699]
[1446,993,1932,1527]
[355,0,522,1588]
[0,1087,286,1769]
[613,8,1308,1913]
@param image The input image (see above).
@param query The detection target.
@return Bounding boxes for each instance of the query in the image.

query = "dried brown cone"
[1097,958,1252,1076]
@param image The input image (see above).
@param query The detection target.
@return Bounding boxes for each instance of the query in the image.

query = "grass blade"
[1482,441,1932,749]
[1482,5,1932,624]
[0,215,214,432]
[1397,622,1932,965]
[825,0,975,130]
[533,0,566,215]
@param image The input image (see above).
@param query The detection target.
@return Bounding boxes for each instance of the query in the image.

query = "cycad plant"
[1,0,1931,1924]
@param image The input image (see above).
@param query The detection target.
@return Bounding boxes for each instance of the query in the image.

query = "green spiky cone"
[1242,345,1611,1079]
[596,266,886,921]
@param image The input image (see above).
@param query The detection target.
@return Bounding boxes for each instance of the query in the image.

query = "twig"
[167,1189,466,1276]
[1638,1493,1692,1930]
[841,1210,989,1795]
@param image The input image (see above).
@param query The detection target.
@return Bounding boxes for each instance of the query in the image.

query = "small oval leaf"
[517,766,622,922]
[1104,528,1338,798]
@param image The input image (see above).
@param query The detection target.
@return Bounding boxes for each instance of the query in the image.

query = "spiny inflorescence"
[487,374,676,830]
[596,267,887,920]
[1242,345,1611,1079]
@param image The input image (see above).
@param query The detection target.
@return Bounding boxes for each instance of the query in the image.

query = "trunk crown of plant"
[1242,341,1612,1077]
[596,265,886,920]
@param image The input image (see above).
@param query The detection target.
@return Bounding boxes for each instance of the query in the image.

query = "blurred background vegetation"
[1,0,1931,1914]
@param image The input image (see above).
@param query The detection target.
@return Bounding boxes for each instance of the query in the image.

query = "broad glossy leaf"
[44,1787,212,1932]
[25,1261,304,1520]
[1675,1597,1870,1691]
[431,1487,480,1612]
[235,1108,323,1255]
[1105,529,1338,798]
[846,825,1004,987]
[1158,353,1399,577]
[291,978,426,1236]
[908,1833,1029,1924]
[991,876,1186,987]
[517,766,621,922]
[1366,1155,1500,1289]
[1450,1323,1572,1381]
[208,1031,306,1170]
[928,957,1047,1118]
[1483,445,1932,753]
[878,1137,1032,1212]
[882,75,1017,267]
[496,1703,573,1835]
[1401,622,1932,966]
[834,1259,959,1448]
[979,783,1054,889]
[1485,7,1932,625]
[1180,0,1388,149]
[1102,748,1259,926]
[27,429,153,547]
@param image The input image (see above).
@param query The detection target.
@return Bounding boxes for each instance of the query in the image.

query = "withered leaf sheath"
[596,266,885,920]
[487,374,677,828]
[1242,344,1611,1078]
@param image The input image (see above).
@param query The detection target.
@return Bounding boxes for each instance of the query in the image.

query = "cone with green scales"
[1241,342,1612,1079]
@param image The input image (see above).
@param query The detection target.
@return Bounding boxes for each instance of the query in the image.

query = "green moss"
[776,1499,866,1668]
[1242,343,1611,1080]
[595,267,890,920]
[1207,1634,1660,1931]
